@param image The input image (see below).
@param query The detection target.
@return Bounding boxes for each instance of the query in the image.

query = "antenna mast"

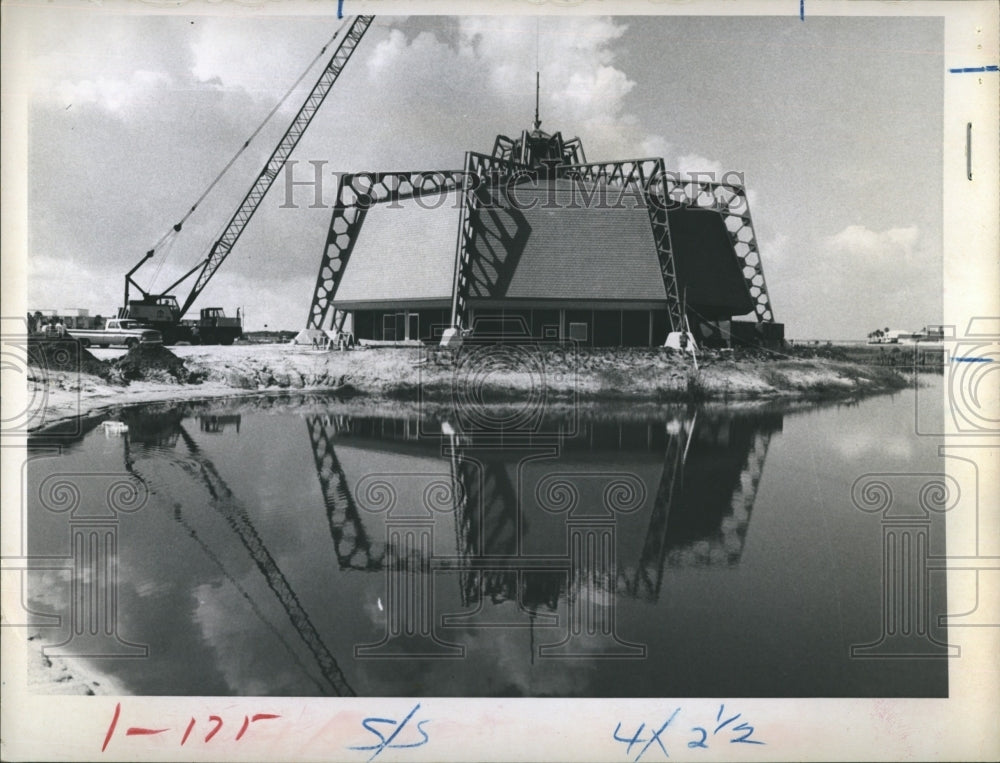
[533,71,541,131]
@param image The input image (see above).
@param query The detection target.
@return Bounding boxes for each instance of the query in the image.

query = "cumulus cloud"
[18,12,944,336]
[191,580,305,695]
[751,231,789,287]
[675,153,725,177]
[399,17,658,161]
[769,224,939,339]
[827,224,921,262]
[49,70,172,114]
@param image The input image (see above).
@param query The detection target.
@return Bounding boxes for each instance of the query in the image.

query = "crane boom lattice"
[180,15,375,315]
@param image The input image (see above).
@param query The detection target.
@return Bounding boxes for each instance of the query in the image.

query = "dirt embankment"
[179,343,911,401]
[25,340,910,433]
[27,339,205,385]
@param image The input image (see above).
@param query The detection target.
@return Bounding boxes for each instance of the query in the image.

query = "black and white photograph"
[1,0,997,760]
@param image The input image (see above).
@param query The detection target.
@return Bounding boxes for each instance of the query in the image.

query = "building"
[29,308,101,330]
[306,111,783,348]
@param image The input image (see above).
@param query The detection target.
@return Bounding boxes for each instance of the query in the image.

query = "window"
[568,322,588,342]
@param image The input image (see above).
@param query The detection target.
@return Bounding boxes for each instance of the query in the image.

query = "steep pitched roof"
[467,180,668,302]
[334,192,459,304]
[334,179,672,306]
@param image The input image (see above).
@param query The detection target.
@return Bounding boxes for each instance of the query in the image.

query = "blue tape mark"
[953,357,994,363]
[338,0,344,19]
[800,0,804,21]
[949,65,999,73]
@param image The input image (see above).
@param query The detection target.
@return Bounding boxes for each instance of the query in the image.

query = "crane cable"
[144,16,352,290]
[147,233,180,288]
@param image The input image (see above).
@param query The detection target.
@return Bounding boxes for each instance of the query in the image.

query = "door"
[407,313,419,341]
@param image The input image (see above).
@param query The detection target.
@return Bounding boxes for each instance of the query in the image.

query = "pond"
[25,378,949,697]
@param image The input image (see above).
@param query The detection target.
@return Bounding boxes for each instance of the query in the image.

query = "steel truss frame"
[308,156,775,335]
[307,170,467,330]
[661,175,776,323]
[305,415,385,571]
[490,131,587,167]
[450,152,533,329]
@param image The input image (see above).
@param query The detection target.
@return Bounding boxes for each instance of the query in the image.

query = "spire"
[533,71,541,131]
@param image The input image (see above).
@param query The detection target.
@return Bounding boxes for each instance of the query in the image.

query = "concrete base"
[439,327,463,348]
[664,331,698,353]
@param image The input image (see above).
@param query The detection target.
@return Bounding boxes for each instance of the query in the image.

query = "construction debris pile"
[110,344,206,384]
[27,337,115,381]
[28,338,205,385]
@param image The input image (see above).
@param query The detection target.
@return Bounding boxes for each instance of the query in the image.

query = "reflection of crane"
[121,16,375,343]
[124,420,355,696]
[167,505,330,695]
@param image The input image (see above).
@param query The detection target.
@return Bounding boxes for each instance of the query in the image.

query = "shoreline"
[15,341,919,695]
[23,342,917,436]
[22,632,127,696]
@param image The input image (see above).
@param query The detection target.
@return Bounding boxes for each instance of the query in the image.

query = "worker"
[54,318,67,338]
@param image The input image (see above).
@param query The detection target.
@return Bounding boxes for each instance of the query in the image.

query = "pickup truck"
[68,319,163,349]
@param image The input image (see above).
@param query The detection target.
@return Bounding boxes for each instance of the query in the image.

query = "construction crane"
[121,15,375,344]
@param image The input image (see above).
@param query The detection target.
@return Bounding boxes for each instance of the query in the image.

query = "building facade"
[307,122,783,348]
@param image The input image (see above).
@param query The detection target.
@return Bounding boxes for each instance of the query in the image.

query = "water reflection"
[118,406,355,696]
[199,414,242,434]
[308,411,780,574]
[25,391,947,697]
[303,408,782,660]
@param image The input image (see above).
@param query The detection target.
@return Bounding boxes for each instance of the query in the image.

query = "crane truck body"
[119,16,374,345]
[121,296,241,345]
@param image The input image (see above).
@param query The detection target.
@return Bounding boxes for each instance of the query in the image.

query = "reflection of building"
[115,405,781,674]
[198,414,242,434]
[663,414,780,569]
[305,410,783,612]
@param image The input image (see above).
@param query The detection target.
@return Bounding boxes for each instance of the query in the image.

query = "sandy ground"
[18,632,127,696]
[24,341,911,434]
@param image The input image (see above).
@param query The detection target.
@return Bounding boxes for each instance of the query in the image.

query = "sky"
[10,6,944,338]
